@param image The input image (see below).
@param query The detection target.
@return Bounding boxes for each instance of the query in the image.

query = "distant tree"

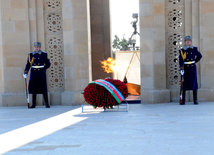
[112,35,121,50]
[112,35,135,51]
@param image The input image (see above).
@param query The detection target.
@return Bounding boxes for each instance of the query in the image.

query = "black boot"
[30,94,37,108]
[181,90,186,105]
[43,92,50,108]
[193,90,199,105]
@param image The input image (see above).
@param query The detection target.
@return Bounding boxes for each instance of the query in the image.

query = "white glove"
[180,70,184,75]
[23,74,28,79]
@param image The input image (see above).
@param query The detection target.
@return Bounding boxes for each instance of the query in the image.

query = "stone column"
[184,0,192,36]
[0,0,32,106]
[198,0,214,101]
[0,1,3,105]
[61,0,92,105]
[140,0,170,104]
[28,0,46,51]
[90,0,112,80]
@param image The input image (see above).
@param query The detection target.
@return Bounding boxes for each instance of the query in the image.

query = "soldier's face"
[34,46,41,52]
[185,40,192,46]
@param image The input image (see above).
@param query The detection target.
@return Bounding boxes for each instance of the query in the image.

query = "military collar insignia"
[183,44,194,50]
[32,50,42,55]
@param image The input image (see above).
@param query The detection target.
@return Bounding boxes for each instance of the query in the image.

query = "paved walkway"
[0,102,214,155]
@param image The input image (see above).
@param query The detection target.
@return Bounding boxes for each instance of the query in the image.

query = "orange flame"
[100,57,117,73]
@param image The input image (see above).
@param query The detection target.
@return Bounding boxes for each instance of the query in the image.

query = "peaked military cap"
[184,36,192,41]
[34,42,41,47]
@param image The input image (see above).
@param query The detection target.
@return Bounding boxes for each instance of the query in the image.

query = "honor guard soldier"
[23,42,51,108]
[179,36,202,105]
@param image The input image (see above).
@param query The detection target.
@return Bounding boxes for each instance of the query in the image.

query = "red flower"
[83,79,128,109]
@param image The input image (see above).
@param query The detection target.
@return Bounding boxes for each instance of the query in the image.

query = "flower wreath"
[83,79,128,109]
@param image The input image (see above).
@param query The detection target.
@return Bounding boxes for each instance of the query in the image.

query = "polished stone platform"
[0,102,214,155]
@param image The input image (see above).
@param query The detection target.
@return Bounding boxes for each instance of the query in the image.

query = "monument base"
[0,93,50,107]
[141,89,170,104]
[198,88,214,102]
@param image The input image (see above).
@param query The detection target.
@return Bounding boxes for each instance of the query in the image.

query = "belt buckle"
[35,66,39,69]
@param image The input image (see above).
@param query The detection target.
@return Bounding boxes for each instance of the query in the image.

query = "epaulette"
[29,51,34,55]
[41,50,47,54]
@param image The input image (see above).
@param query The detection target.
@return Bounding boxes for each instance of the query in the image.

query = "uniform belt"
[31,65,45,69]
[184,61,195,65]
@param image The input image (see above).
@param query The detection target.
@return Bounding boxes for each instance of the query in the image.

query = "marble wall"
[139,0,170,103]
[0,0,31,106]
[0,1,3,104]
[198,0,214,101]
[61,0,91,105]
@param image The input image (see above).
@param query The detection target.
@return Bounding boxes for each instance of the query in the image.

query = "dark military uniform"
[179,46,202,104]
[24,50,51,108]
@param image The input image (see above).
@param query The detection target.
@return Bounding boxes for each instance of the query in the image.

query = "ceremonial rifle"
[24,77,30,108]
[179,74,184,105]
